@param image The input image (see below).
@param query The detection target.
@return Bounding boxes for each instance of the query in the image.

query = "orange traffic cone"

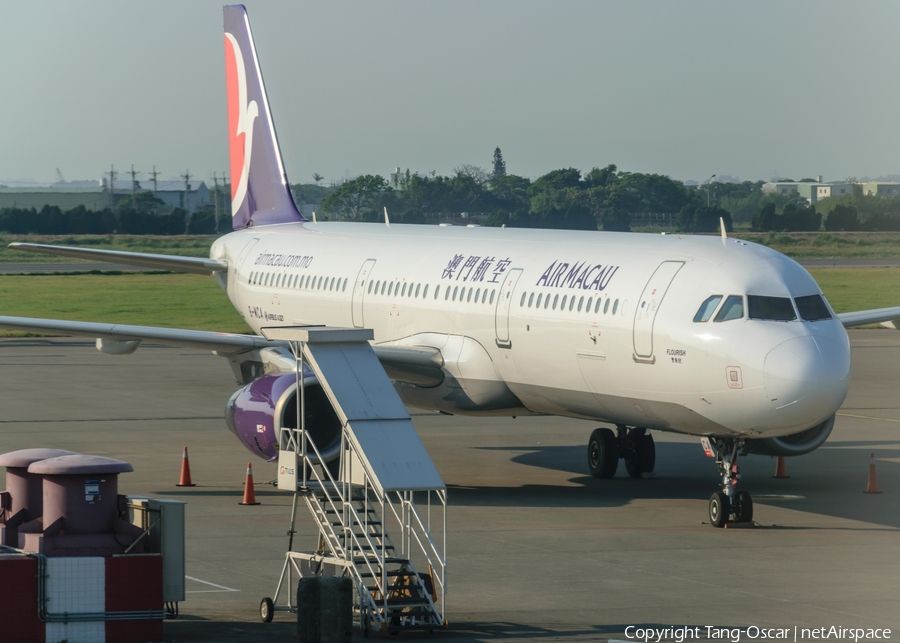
[865,453,882,494]
[773,456,790,479]
[176,446,195,487]
[240,462,260,505]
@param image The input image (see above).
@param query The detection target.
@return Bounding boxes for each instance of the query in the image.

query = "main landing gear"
[708,438,753,528]
[587,425,655,479]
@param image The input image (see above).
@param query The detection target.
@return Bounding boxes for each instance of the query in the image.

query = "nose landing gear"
[708,438,754,528]
[587,425,655,479]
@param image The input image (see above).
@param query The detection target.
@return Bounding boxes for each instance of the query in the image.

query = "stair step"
[366,582,427,593]
[385,608,441,621]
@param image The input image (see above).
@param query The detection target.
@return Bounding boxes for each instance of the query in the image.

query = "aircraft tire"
[588,428,619,478]
[260,597,274,623]
[733,491,753,523]
[625,433,656,478]
[709,491,729,528]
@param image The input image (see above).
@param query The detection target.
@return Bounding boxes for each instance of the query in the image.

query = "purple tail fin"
[224,5,304,229]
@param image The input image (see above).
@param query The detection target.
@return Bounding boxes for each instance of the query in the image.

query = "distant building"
[761,179,853,204]
[860,181,900,197]
[107,179,210,213]
[0,177,211,214]
[0,183,108,211]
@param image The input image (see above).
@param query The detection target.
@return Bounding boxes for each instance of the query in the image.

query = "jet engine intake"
[224,373,342,462]
[744,414,835,457]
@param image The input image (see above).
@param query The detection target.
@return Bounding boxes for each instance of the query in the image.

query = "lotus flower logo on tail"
[224,31,257,220]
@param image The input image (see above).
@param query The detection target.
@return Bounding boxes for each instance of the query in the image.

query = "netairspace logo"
[622,626,892,643]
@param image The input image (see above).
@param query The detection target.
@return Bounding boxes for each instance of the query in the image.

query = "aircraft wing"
[7,243,227,275]
[0,316,266,353]
[836,306,900,328]
[0,315,444,386]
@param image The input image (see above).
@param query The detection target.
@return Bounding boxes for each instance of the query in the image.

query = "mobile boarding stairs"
[260,327,447,635]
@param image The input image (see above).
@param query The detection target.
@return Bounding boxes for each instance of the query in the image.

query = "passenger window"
[477,288,482,302]
[415,284,421,298]
[432,285,438,299]
[560,295,567,310]
[748,295,796,321]
[367,280,373,294]
[490,290,495,304]
[578,296,584,312]
[453,286,458,301]
[520,292,526,307]
[388,282,394,296]
[603,299,610,314]
[569,297,575,311]
[331,277,336,291]
[423,284,429,299]
[714,295,744,322]
[445,286,450,300]
[401,283,407,297]
[693,295,723,323]
[612,299,619,315]
[342,278,348,291]
[536,294,543,308]
[381,281,387,295]
[585,298,592,313]
[482,290,488,304]
[528,293,534,308]
[467,289,473,303]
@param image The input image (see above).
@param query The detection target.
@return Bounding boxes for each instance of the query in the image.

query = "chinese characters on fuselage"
[441,255,511,283]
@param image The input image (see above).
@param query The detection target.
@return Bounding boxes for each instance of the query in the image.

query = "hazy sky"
[2,1,898,187]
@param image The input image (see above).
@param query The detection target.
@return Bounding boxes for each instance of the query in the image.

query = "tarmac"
[0,331,897,642]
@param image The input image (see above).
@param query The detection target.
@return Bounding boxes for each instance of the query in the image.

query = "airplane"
[3,4,900,528]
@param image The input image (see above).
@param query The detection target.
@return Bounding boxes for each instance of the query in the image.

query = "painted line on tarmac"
[837,412,900,424]
[185,576,240,593]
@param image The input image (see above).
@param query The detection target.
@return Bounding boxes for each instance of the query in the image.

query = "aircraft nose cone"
[763,335,850,411]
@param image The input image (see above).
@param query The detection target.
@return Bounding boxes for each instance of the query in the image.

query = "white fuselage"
[210,222,851,440]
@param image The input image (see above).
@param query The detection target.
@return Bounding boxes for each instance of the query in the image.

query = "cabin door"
[632,261,684,360]
[351,259,377,328]
[494,268,523,348]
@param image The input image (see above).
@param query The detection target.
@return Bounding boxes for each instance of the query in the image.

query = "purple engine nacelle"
[225,373,342,463]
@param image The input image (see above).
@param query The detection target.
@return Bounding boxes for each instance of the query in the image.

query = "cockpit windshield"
[693,295,723,322]
[795,294,832,321]
[714,295,744,322]
[748,295,796,321]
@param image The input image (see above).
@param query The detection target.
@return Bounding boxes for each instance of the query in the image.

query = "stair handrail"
[382,491,446,620]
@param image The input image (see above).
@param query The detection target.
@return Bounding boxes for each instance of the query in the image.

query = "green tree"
[321,175,391,220]
[751,203,778,231]
[824,204,859,231]
[491,147,506,179]
[677,204,732,233]
[115,191,165,214]
[584,164,617,188]
[781,203,822,232]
